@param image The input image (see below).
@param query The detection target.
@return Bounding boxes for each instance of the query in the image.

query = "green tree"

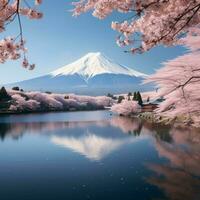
[107,93,117,100]
[64,96,69,99]
[107,93,113,98]
[12,86,20,91]
[127,92,132,101]
[137,91,143,106]
[133,92,137,101]
[128,92,132,96]
[117,96,125,103]
[0,87,11,101]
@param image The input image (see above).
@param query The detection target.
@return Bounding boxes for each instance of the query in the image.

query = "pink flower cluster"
[146,30,200,126]
[111,100,141,116]
[72,0,133,19]
[73,0,200,53]
[0,0,42,69]
[8,90,114,112]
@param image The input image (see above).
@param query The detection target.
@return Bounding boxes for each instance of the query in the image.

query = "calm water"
[0,110,200,200]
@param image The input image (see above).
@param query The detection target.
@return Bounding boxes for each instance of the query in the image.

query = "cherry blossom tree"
[111,100,141,116]
[7,89,113,112]
[145,34,200,126]
[0,0,42,69]
[2,1,200,67]
[73,0,200,53]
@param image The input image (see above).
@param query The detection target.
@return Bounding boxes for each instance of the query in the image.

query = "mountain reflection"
[0,114,200,199]
[52,131,138,161]
[0,116,147,160]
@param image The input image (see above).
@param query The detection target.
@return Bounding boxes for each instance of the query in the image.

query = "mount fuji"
[8,52,151,95]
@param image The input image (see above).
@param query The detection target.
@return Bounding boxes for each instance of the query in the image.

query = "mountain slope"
[7,52,152,95]
[50,52,147,81]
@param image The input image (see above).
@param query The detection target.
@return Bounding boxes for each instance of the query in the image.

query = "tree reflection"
[0,114,200,199]
[0,116,146,141]
[0,123,11,140]
[146,127,200,200]
[110,116,143,136]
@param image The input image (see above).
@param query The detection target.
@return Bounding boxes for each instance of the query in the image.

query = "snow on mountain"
[50,52,147,81]
[6,52,152,95]
[51,132,137,161]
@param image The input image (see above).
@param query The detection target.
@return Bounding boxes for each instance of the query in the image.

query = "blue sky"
[0,1,186,84]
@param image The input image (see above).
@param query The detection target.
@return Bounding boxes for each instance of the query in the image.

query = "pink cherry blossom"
[0,0,42,68]
[146,35,200,127]
[73,0,200,53]
[8,89,114,112]
[111,100,141,116]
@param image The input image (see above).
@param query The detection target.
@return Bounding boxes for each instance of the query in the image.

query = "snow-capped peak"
[50,52,147,81]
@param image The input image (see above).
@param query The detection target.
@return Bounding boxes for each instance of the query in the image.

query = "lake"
[0,110,200,200]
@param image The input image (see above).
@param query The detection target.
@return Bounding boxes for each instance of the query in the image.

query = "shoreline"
[0,107,107,116]
[137,112,197,128]
[0,108,198,130]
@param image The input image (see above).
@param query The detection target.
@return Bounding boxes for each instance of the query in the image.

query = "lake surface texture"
[0,111,199,200]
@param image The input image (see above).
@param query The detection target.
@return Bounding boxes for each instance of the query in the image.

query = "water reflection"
[147,127,200,200]
[0,113,200,200]
[0,116,147,141]
[0,117,147,160]
[52,131,138,161]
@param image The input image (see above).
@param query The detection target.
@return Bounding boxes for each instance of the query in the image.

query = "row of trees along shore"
[107,92,143,106]
[0,0,200,126]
